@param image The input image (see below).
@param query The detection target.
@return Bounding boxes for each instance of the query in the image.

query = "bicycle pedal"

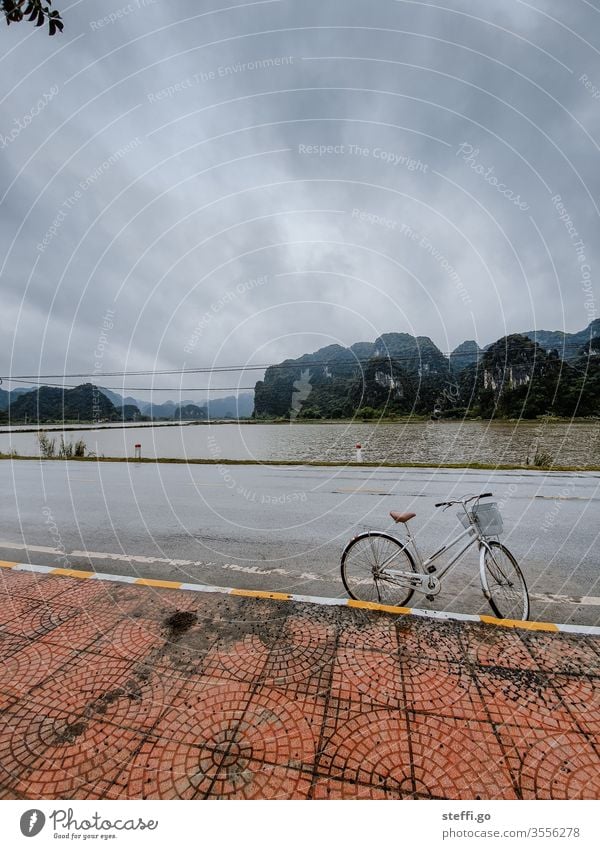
[426,594,435,601]
[426,566,436,574]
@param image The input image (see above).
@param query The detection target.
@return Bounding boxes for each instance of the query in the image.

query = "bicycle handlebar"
[434,492,493,508]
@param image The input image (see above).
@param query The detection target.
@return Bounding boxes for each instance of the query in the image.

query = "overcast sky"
[1,0,599,400]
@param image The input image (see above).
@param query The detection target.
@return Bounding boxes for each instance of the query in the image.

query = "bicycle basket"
[458,502,503,536]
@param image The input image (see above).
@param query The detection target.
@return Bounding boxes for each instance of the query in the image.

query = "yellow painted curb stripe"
[135,578,183,589]
[231,589,291,601]
[50,568,95,579]
[1,559,596,636]
[480,615,559,632]
[347,599,412,615]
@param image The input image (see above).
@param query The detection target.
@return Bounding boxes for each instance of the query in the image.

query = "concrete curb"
[1,559,598,637]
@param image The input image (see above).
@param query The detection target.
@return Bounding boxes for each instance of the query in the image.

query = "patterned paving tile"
[497,724,600,800]
[109,740,312,799]
[397,617,466,664]
[400,657,488,721]
[474,665,579,731]
[0,641,83,706]
[462,625,538,670]
[0,570,66,602]
[523,632,600,676]
[1,599,80,639]
[0,570,598,800]
[0,596,44,630]
[554,674,600,737]
[0,630,34,661]
[406,714,517,799]
[0,700,145,798]
[311,777,395,799]
[27,653,176,732]
[36,608,124,653]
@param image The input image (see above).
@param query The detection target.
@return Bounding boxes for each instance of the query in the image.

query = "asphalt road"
[1,460,599,625]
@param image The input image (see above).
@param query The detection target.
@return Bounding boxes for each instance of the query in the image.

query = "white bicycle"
[341,492,530,620]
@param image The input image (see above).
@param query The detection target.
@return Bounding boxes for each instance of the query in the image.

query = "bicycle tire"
[479,541,530,621]
[341,532,418,606]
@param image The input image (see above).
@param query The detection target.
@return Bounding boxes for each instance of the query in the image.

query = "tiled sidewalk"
[0,567,599,799]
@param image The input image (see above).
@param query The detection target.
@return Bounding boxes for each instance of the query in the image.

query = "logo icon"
[290,368,312,420]
[20,810,45,837]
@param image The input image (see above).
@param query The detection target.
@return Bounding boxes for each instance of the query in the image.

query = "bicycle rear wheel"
[480,541,529,620]
[341,532,417,606]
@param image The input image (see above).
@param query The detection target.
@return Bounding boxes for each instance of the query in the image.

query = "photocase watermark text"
[456,143,530,210]
[147,57,294,102]
[351,208,471,305]
[42,504,71,570]
[0,86,59,149]
[579,73,600,99]
[90,0,157,30]
[184,275,269,354]
[298,143,428,172]
[37,138,142,253]
[552,193,595,319]
[49,806,158,832]
[92,308,116,423]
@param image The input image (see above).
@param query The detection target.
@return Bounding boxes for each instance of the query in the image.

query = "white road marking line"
[332,488,394,495]
[531,592,600,606]
[71,550,195,566]
[13,563,54,574]
[90,572,137,584]
[0,541,333,584]
[71,550,330,581]
[534,495,595,501]
[558,622,600,634]
[0,541,61,555]
[1,543,598,602]
[530,592,579,603]
[4,557,600,634]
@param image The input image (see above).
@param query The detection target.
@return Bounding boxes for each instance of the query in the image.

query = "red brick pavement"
[0,569,598,800]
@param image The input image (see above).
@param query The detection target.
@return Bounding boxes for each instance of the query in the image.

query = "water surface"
[1,420,599,467]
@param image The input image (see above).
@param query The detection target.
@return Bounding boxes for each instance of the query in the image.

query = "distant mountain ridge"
[254,320,600,420]
[2,321,597,423]
[523,322,600,359]
[0,387,33,412]
[0,385,255,423]
[120,392,254,420]
[4,383,145,424]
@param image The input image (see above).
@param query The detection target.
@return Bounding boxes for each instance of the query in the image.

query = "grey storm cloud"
[1,0,599,400]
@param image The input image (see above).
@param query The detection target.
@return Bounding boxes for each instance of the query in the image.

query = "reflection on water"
[1,420,599,467]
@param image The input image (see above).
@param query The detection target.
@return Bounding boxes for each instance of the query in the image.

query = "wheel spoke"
[373,577,382,604]
[483,543,529,620]
[342,534,416,607]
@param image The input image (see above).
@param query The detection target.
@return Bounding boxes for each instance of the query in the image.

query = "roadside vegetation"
[37,431,88,458]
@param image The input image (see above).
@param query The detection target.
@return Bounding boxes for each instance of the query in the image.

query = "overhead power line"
[5,379,257,392]
[1,339,597,385]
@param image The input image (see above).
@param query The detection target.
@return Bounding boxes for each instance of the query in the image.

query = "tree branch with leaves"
[2,1,63,35]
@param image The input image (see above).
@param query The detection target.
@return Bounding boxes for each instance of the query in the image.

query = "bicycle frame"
[379,503,490,588]
[402,519,481,580]
[341,491,529,619]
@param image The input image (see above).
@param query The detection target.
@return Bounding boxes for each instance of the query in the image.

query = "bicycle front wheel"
[341,532,417,606]
[480,541,530,621]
